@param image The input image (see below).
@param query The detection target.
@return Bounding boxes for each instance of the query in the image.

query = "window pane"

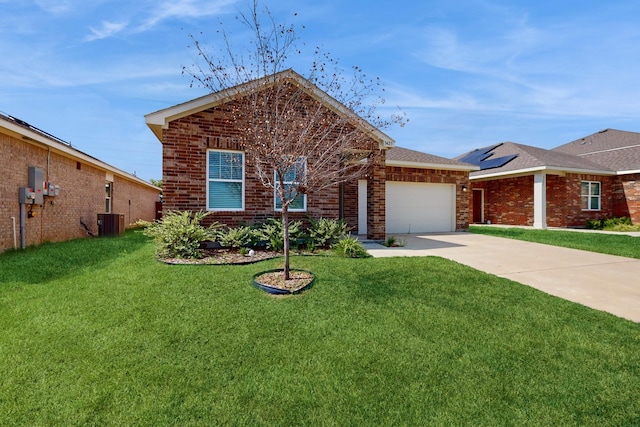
[290,194,305,210]
[209,181,242,209]
[581,182,589,196]
[591,183,600,196]
[209,152,221,179]
[590,197,600,210]
[581,196,588,210]
[231,153,243,180]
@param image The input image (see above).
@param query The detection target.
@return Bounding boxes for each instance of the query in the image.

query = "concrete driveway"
[363,233,640,323]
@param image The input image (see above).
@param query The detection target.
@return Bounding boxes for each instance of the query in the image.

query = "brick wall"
[386,165,470,231]
[162,108,347,228]
[613,173,640,224]
[0,130,160,253]
[471,173,616,227]
[367,149,386,240]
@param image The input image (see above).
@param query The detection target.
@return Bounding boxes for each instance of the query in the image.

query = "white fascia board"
[617,169,640,175]
[470,165,615,180]
[2,121,160,190]
[386,159,479,171]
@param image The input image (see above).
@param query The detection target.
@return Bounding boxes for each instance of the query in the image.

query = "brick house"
[459,129,640,228]
[0,113,161,253]
[146,70,476,239]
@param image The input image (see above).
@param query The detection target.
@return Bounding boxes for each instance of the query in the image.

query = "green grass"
[1,231,639,426]
[470,225,640,259]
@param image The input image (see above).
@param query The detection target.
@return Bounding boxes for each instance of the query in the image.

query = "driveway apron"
[363,233,640,323]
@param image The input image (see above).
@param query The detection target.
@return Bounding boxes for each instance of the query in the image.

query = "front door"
[472,189,483,223]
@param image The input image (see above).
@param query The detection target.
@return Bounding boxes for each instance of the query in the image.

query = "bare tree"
[183,0,405,279]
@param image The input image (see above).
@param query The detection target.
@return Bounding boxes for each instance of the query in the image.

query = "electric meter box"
[19,187,36,204]
[28,166,44,204]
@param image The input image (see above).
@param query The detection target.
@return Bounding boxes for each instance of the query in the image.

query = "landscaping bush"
[334,236,370,258]
[256,218,305,251]
[308,217,351,249]
[143,210,220,259]
[585,216,634,230]
[217,225,258,249]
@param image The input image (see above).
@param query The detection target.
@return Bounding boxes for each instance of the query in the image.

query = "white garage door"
[386,182,455,233]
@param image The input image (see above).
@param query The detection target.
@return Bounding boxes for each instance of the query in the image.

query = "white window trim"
[105,182,112,213]
[274,157,307,212]
[581,180,601,211]
[206,149,245,212]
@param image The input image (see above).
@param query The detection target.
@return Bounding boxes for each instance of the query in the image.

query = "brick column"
[367,149,386,240]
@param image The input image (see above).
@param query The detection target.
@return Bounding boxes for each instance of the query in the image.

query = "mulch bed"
[161,248,280,265]
[253,270,315,293]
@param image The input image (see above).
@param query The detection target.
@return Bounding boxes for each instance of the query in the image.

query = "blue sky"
[2,0,640,181]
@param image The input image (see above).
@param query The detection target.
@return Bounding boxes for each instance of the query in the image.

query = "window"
[581,181,601,210]
[105,182,112,213]
[207,150,244,211]
[275,157,307,212]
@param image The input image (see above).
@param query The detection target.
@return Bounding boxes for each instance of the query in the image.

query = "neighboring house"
[458,129,640,228]
[0,113,161,253]
[146,70,476,240]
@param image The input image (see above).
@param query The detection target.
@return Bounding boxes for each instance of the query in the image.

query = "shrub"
[256,218,305,251]
[334,236,370,258]
[586,216,633,230]
[383,236,406,247]
[143,211,220,259]
[308,217,351,249]
[218,225,258,249]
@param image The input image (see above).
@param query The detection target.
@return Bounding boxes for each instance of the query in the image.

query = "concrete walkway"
[363,233,640,323]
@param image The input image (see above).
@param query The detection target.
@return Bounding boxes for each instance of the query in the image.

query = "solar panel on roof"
[459,143,518,170]
[480,154,517,170]
[458,143,502,165]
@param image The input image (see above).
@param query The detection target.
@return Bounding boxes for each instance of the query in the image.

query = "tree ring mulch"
[252,269,315,295]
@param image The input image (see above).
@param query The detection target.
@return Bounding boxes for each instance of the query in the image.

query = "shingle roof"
[552,129,640,172]
[462,142,613,178]
[386,146,477,170]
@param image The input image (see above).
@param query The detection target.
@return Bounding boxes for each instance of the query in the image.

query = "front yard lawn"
[469,225,640,259]
[1,231,639,426]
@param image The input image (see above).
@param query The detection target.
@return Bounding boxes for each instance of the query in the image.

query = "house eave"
[387,159,479,171]
[470,165,616,181]
[617,169,640,175]
[1,116,160,190]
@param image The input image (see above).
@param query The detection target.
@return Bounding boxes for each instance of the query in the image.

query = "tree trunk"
[282,208,290,280]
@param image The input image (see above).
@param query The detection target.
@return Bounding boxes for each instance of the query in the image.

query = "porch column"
[533,172,547,229]
[367,149,386,240]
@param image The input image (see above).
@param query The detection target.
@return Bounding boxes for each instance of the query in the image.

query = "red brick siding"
[162,108,346,227]
[0,130,160,253]
[386,166,470,231]
[613,173,640,224]
[471,173,616,227]
[367,150,386,240]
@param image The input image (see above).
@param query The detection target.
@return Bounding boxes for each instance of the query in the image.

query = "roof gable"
[553,129,640,172]
[145,69,395,149]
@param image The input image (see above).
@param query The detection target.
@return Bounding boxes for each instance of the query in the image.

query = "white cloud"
[136,0,238,32]
[85,21,128,41]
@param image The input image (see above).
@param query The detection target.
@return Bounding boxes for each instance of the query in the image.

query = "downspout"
[11,216,17,250]
[20,203,26,249]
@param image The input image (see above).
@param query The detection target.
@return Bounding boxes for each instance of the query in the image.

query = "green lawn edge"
[1,230,639,426]
[470,225,640,259]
